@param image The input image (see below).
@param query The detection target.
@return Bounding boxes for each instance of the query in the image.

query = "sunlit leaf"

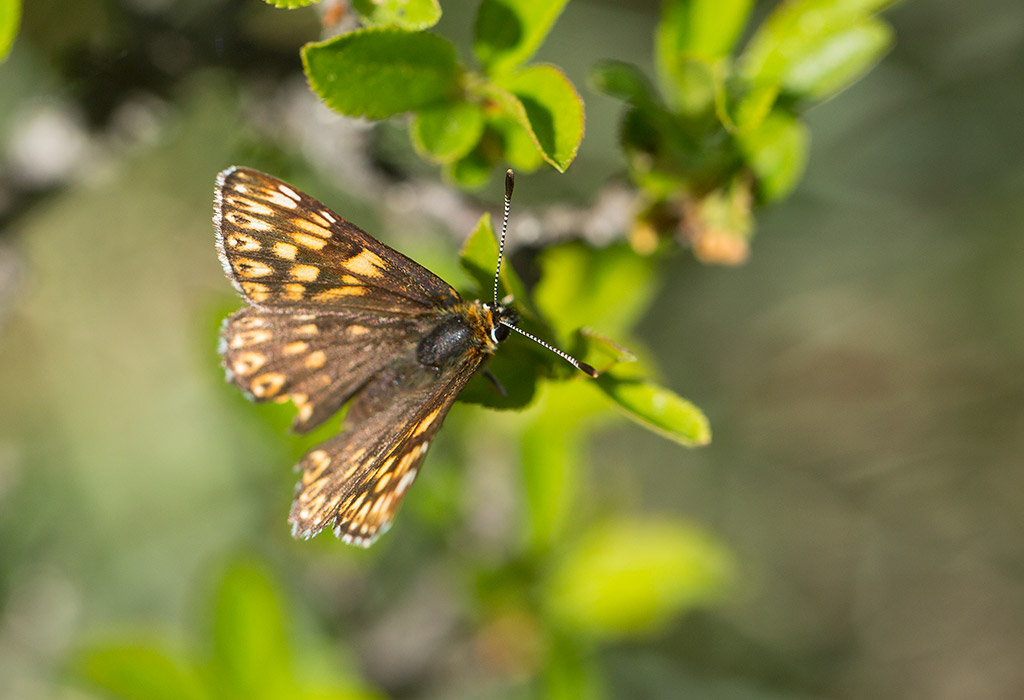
[571,328,637,377]
[297,688,386,700]
[490,115,545,171]
[781,18,894,101]
[0,0,20,62]
[521,404,582,550]
[74,643,210,700]
[738,110,809,202]
[459,212,530,307]
[545,518,734,638]
[594,371,711,447]
[543,633,601,700]
[303,28,459,119]
[521,381,607,551]
[657,0,753,62]
[351,0,441,30]
[656,0,753,107]
[534,242,656,339]
[734,82,779,132]
[474,0,570,74]
[490,65,584,172]
[739,0,893,87]
[411,100,485,163]
[211,561,294,699]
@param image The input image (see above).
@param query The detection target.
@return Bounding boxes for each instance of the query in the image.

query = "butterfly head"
[487,170,598,378]
[483,300,518,344]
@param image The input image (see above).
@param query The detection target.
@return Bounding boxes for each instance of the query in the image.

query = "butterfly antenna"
[500,321,598,378]
[493,169,514,307]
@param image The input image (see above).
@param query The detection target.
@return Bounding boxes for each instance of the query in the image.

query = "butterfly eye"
[491,324,510,343]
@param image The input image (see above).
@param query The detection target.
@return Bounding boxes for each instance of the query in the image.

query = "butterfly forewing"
[215,167,462,314]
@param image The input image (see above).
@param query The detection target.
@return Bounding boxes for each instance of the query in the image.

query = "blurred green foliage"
[593,0,897,263]
[75,561,382,700]
[0,0,18,62]
[2,1,1022,700]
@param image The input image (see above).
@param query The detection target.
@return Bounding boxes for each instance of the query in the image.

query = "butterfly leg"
[483,369,507,398]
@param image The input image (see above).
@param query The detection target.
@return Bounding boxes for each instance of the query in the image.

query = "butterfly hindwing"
[215,167,462,315]
[289,351,486,546]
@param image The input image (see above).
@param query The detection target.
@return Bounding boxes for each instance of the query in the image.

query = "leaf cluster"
[592,0,898,263]
[292,0,584,187]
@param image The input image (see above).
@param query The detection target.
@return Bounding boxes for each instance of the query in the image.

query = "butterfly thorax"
[415,300,516,370]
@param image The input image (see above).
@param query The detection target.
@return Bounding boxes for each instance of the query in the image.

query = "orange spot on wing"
[290,264,320,281]
[293,218,332,239]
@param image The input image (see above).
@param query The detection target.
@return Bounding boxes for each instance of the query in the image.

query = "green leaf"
[351,0,441,31]
[411,100,485,163]
[545,518,734,638]
[571,328,637,377]
[543,634,600,700]
[734,82,779,132]
[738,109,809,202]
[521,381,608,551]
[669,56,719,116]
[521,392,583,551]
[302,28,459,119]
[459,212,529,307]
[74,643,210,700]
[473,0,570,74]
[490,115,545,171]
[211,561,294,699]
[297,688,385,700]
[739,0,893,88]
[490,65,584,172]
[484,66,583,173]
[534,242,656,340]
[0,0,20,63]
[657,0,753,62]
[781,18,894,101]
[459,335,541,408]
[446,142,493,189]
[656,0,753,109]
[261,0,318,7]
[590,60,660,108]
[594,371,711,447]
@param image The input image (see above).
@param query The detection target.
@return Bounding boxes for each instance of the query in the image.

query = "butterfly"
[214,166,595,547]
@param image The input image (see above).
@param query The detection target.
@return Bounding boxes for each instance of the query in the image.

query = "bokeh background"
[2,0,1023,699]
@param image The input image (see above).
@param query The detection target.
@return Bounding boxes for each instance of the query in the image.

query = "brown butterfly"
[214,167,595,547]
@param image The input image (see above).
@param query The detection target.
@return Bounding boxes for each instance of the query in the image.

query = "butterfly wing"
[289,350,486,546]
[214,166,462,314]
[216,166,464,434]
[214,166,494,546]
[220,306,434,433]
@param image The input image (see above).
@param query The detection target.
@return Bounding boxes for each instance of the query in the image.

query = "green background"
[1,0,1023,699]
